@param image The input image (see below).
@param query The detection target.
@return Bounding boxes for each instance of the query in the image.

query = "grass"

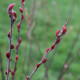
[0,0,80,80]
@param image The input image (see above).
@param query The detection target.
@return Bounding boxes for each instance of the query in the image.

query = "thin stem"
[26,20,69,80]
[33,33,49,80]
[26,0,75,79]
[6,16,14,80]
[12,5,24,80]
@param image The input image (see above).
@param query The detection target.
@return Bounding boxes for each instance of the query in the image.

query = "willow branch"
[26,20,69,80]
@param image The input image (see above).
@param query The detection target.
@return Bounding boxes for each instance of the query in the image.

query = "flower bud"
[8,32,10,38]
[19,7,23,13]
[46,48,50,53]
[10,44,14,49]
[9,68,11,72]
[11,70,14,76]
[21,0,24,3]
[7,3,15,14]
[26,76,29,80]
[6,52,10,59]
[21,0,25,5]
[62,26,67,34]
[42,58,47,63]
[56,30,60,37]
[12,11,17,21]
[51,44,55,50]
[37,63,41,68]
[5,70,7,75]
[18,37,22,44]
[56,38,60,44]
[17,23,20,30]
[15,55,18,62]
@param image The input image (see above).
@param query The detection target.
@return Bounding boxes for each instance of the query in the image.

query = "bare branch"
[26,20,69,80]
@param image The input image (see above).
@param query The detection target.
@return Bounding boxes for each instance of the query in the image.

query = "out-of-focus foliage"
[0,0,80,80]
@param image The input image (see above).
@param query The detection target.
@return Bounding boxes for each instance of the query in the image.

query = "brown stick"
[33,33,49,80]
[12,4,25,80]
[46,0,76,78]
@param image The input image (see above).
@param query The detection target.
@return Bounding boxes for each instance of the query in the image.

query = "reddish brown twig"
[6,3,16,80]
[12,0,25,80]
[33,32,49,80]
[46,0,76,78]
[20,8,30,79]
[5,1,25,80]
[26,20,69,80]
[20,0,35,79]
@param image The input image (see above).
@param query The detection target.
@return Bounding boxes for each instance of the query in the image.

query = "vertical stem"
[12,14,23,80]
[6,16,13,80]
[12,4,24,80]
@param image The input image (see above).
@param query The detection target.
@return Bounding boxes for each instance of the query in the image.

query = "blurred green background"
[0,0,80,80]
